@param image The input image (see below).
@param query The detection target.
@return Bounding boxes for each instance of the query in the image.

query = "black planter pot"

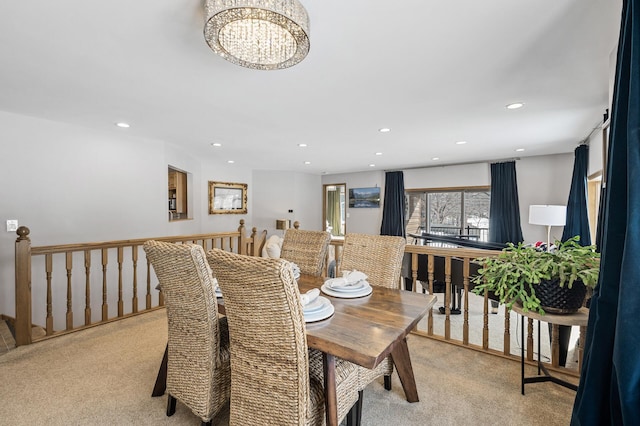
[534,278,587,314]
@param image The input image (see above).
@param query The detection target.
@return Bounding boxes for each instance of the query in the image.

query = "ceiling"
[0,1,622,175]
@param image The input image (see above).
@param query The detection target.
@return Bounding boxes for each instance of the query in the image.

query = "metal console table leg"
[515,306,589,395]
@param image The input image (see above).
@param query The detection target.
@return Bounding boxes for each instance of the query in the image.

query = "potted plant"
[471,236,600,314]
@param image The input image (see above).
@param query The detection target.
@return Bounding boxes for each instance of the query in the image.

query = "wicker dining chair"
[338,233,406,397]
[143,240,231,426]
[206,248,361,426]
[280,229,332,277]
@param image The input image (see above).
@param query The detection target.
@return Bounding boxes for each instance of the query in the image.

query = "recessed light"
[379,128,391,133]
[115,122,130,128]
[375,152,383,156]
[369,164,376,167]
[298,143,308,147]
[211,142,222,147]
[227,160,235,164]
[304,161,311,165]
[506,102,524,110]
[432,157,440,161]
[455,141,467,145]
[515,148,525,152]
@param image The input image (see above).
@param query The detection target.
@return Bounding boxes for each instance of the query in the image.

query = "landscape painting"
[349,187,380,208]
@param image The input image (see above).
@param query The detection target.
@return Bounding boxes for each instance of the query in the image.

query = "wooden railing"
[13,223,582,379]
[13,220,266,346]
[328,240,582,379]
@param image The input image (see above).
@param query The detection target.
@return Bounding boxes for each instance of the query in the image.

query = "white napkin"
[326,270,368,288]
[300,288,320,307]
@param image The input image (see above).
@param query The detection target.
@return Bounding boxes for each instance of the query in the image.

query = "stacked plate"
[321,280,373,298]
[303,296,334,322]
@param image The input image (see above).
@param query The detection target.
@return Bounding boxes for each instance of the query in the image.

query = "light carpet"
[0,309,577,425]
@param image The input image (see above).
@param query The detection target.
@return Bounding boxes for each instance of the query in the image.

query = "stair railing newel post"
[15,226,32,346]
[249,227,258,256]
[238,219,247,255]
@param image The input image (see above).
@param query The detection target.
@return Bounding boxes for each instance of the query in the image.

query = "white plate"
[321,282,373,298]
[326,280,368,293]
[303,296,330,314]
[304,302,335,323]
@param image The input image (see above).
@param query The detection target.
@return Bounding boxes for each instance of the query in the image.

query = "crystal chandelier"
[204,0,310,70]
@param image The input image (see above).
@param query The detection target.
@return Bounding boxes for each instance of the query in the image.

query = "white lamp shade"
[528,205,567,226]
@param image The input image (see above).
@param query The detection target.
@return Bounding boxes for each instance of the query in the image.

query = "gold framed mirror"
[208,181,247,214]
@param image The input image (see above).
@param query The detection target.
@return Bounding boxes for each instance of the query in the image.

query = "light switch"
[6,220,18,232]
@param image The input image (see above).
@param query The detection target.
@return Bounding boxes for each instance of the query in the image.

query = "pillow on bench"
[262,235,283,258]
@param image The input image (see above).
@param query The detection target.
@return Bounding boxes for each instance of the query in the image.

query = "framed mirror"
[323,183,346,237]
[208,181,248,214]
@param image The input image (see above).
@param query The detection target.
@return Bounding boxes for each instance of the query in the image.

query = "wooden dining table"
[152,274,437,426]
[297,275,436,426]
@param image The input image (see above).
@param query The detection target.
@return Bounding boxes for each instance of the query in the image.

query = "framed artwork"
[208,181,247,214]
[348,187,380,208]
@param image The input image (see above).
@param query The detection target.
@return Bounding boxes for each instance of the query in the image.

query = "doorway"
[323,183,346,237]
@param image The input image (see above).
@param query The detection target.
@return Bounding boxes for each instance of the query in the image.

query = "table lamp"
[528,205,566,251]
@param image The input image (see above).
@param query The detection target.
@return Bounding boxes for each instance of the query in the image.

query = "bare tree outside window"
[405,188,490,241]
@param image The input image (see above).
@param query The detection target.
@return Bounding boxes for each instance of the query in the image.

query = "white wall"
[322,154,575,244]
[517,154,574,243]
[0,108,581,318]
[587,128,605,177]
[252,170,322,235]
[321,171,385,234]
[0,111,268,317]
[404,162,491,189]
[200,162,254,233]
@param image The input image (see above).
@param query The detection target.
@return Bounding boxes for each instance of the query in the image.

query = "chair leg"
[384,375,392,390]
[151,344,168,397]
[166,394,177,417]
[346,390,363,426]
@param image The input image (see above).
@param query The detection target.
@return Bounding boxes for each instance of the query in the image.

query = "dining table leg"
[323,353,338,426]
[390,337,419,402]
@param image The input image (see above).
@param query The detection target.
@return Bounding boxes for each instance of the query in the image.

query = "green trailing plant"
[471,236,600,314]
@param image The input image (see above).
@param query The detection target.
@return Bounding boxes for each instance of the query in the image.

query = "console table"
[511,305,589,395]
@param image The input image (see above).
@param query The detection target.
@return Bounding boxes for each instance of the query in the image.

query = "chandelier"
[204,0,310,70]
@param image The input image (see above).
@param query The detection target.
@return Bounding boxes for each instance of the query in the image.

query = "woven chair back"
[339,233,406,289]
[206,248,310,426]
[280,229,331,277]
[143,240,227,421]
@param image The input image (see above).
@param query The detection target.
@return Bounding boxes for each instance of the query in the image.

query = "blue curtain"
[488,161,524,244]
[571,0,640,423]
[562,144,592,245]
[380,171,406,237]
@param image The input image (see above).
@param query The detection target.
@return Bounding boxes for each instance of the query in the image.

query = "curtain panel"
[380,171,406,237]
[571,0,640,423]
[562,144,592,245]
[488,161,524,244]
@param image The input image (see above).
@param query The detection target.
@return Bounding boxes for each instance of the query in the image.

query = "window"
[405,187,491,241]
[587,172,602,244]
